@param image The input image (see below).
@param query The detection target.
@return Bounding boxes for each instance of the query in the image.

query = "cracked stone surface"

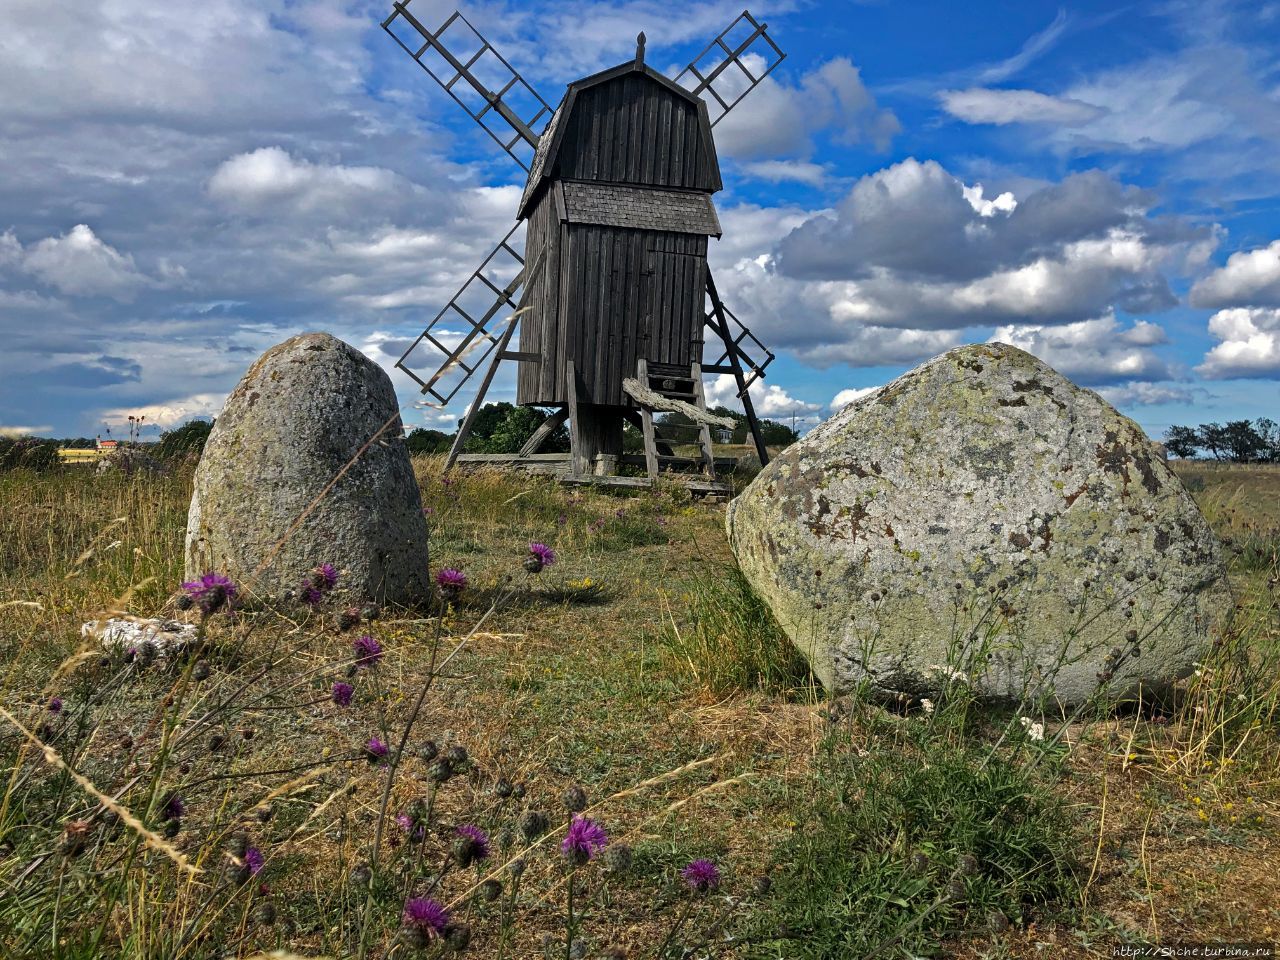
[727,343,1230,707]
[185,332,430,605]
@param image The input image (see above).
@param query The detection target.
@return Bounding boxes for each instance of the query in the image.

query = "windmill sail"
[395,225,531,407]
[675,10,786,126]
[382,3,553,169]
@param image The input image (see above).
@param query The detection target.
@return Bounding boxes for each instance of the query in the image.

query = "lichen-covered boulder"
[727,343,1229,707]
[185,332,430,605]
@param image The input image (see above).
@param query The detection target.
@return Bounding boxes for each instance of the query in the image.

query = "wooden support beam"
[517,407,569,456]
[636,358,659,481]
[444,313,520,471]
[691,361,717,479]
[706,269,770,467]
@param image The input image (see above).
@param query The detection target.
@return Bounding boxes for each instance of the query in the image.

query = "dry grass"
[0,457,1276,958]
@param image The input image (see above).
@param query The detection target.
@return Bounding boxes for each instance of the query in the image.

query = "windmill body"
[383,4,785,490]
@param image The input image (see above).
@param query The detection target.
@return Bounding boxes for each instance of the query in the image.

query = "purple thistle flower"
[162,793,186,821]
[561,815,608,866]
[681,858,721,893]
[529,542,556,567]
[180,572,238,615]
[456,824,491,862]
[396,812,426,841]
[353,635,383,667]
[436,567,467,595]
[300,585,323,606]
[365,737,389,761]
[331,682,354,707]
[244,846,265,876]
[402,896,449,936]
[47,696,63,714]
[314,563,339,590]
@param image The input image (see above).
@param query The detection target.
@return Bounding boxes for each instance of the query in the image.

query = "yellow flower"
[1193,796,1202,805]
[1223,802,1233,811]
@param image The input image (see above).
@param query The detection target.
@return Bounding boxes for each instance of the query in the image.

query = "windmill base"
[452,451,734,498]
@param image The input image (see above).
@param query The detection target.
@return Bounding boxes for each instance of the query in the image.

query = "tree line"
[1163,419,1280,462]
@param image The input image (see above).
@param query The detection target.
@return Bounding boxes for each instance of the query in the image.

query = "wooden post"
[517,407,569,456]
[706,270,769,466]
[691,361,716,478]
[445,314,520,470]
[636,359,659,481]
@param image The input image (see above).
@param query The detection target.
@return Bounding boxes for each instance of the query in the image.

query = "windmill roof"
[561,181,722,236]
[518,60,717,218]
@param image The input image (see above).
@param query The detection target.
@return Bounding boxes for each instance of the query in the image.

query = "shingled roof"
[560,181,722,236]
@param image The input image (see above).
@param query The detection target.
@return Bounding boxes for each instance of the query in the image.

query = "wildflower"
[927,664,967,684]
[402,897,449,938]
[445,744,468,767]
[244,846,265,875]
[681,858,721,894]
[331,681,354,707]
[919,698,934,715]
[561,815,607,866]
[436,567,467,600]
[396,813,426,842]
[365,737,390,762]
[337,606,361,631]
[1018,717,1045,742]
[519,810,549,842]
[562,784,588,812]
[481,878,503,902]
[47,696,63,714]
[353,635,383,668]
[313,563,339,591]
[181,572,238,615]
[453,824,491,866]
[525,542,556,573]
[161,793,186,821]
[603,843,633,876]
[300,585,323,605]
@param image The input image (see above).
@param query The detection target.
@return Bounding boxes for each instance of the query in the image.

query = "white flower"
[920,698,935,715]
[1018,716,1045,742]
[926,664,968,684]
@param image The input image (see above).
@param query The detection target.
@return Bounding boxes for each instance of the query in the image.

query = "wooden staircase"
[634,359,720,483]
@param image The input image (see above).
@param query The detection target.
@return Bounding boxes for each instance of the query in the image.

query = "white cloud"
[961,183,1017,217]
[20,225,150,300]
[713,57,900,160]
[831,385,881,409]
[703,374,820,417]
[990,313,1173,385]
[1197,307,1280,379]
[101,393,226,429]
[0,424,54,437]
[940,88,1102,126]
[1189,239,1280,308]
[208,147,408,214]
[738,160,829,187]
[1097,382,1195,407]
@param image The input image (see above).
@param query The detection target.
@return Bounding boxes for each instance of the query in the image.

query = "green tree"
[1197,422,1228,461]
[460,403,568,454]
[404,428,453,455]
[154,419,213,459]
[1162,425,1200,459]
[1223,420,1266,462]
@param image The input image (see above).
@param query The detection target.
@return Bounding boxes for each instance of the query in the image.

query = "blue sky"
[2,0,1279,440]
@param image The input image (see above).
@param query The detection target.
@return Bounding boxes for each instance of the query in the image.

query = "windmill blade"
[382,3,553,170]
[395,224,530,407]
[674,10,786,127]
[703,294,775,392]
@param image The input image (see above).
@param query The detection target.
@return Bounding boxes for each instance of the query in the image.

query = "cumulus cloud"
[1197,307,1280,379]
[18,225,151,300]
[208,147,410,215]
[830,385,881,409]
[713,57,900,161]
[940,88,1102,126]
[1189,239,1280,308]
[990,314,1174,385]
[101,393,226,429]
[703,375,820,417]
[1096,382,1195,407]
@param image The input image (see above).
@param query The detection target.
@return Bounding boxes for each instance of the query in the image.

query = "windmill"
[383,3,784,492]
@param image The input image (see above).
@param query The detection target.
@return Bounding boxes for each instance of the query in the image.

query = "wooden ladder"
[635,359,718,482]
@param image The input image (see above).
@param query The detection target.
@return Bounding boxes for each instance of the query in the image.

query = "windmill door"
[642,245,705,368]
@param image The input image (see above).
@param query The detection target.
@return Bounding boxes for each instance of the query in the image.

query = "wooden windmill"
[383,3,784,492]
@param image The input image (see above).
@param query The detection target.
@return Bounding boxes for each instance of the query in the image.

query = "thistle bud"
[562,785,587,813]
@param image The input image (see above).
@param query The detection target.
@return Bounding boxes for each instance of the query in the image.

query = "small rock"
[85,618,198,656]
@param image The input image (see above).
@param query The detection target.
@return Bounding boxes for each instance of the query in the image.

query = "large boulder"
[727,343,1230,707]
[185,332,430,605]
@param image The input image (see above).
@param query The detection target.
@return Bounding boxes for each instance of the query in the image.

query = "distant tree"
[1197,422,1228,461]
[1223,420,1266,463]
[1254,418,1279,462]
[659,406,798,449]
[461,403,569,454]
[154,419,213,460]
[404,428,453,455]
[1162,425,1200,460]
[757,418,799,447]
[60,437,96,449]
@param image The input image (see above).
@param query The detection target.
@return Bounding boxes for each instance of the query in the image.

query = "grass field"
[0,457,1276,959]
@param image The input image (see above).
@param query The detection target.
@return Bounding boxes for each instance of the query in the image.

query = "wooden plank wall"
[557,74,716,191]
